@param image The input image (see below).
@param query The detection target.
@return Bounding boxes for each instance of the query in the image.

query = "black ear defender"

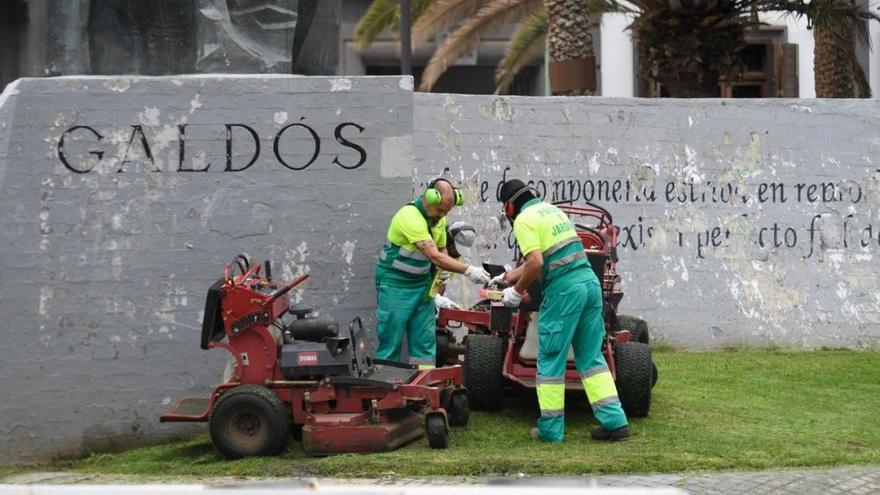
[425,178,464,206]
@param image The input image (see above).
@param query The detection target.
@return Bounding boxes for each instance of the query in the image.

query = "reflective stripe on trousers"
[580,364,621,411]
[537,375,565,416]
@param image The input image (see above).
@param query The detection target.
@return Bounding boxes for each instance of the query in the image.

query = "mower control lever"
[268,274,310,304]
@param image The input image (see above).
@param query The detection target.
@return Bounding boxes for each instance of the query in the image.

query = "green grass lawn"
[17,349,880,478]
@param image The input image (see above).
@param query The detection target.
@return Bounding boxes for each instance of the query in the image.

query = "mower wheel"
[426,413,449,449]
[652,361,659,387]
[463,334,505,411]
[447,390,470,427]
[614,342,653,418]
[617,315,650,345]
[435,331,450,368]
[209,385,290,459]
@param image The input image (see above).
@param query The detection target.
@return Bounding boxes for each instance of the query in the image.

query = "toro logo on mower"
[297,352,319,365]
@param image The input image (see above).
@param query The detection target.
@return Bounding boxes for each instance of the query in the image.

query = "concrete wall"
[3,76,880,465]
[413,93,880,349]
[0,75,413,465]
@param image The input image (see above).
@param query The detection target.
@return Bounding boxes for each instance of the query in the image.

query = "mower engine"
[280,313,361,379]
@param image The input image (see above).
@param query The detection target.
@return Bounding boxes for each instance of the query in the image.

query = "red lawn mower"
[435,203,657,416]
[161,255,468,458]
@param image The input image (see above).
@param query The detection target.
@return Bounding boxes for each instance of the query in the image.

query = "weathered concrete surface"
[3,77,880,466]
[414,94,880,348]
[0,75,412,465]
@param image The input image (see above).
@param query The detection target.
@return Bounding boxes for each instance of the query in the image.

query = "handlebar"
[268,274,310,304]
[555,202,613,228]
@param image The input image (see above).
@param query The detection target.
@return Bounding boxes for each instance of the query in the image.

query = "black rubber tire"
[209,385,290,459]
[617,314,650,345]
[435,331,451,368]
[652,361,659,388]
[463,334,505,411]
[447,390,470,427]
[426,414,449,449]
[614,342,653,418]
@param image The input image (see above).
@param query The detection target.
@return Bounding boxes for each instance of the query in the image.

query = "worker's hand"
[438,270,452,282]
[464,265,491,285]
[488,273,509,288]
[501,286,524,307]
[434,294,461,310]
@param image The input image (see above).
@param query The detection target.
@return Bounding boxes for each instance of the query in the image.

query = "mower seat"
[518,312,576,362]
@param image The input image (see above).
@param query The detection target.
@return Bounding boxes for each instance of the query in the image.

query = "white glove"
[501,286,524,307]
[488,273,509,288]
[438,270,452,282]
[464,265,491,285]
[434,294,461,310]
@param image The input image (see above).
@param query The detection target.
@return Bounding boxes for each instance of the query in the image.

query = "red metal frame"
[162,259,464,454]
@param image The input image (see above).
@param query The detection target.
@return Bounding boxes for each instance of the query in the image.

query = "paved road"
[590,465,880,494]
[4,465,879,494]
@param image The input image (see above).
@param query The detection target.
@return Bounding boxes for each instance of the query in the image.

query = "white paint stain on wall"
[341,240,356,265]
[330,78,352,92]
[102,78,131,92]
[39,287,53,317]
[189,94,202,114]
[138,107,161,127]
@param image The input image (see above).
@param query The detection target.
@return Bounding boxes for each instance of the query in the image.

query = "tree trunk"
[545,0,594,96]
[814,19,856,97]
[661,71,722,98]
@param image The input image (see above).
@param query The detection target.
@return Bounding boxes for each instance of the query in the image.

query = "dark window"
[731,84,763,98]
[741,44,767,72]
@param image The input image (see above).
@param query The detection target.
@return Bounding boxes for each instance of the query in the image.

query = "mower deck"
[303,411,425,455]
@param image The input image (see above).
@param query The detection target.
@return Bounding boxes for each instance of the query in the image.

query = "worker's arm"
[414,239,468,273]
[500,262,526,285]
[513,250,543,294]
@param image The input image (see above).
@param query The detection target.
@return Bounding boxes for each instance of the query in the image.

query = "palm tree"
[544,0,597,95]
[627,0,756,97]
[355,0,553,93]
[800,0,877,97]
[356,0,879,97]
[356,0,617,94]
[413,0,543,92]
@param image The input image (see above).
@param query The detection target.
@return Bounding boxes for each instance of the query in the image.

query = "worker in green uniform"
[375,178,491,369]
[493,179,630,442]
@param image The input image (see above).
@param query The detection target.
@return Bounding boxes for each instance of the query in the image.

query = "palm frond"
[495,10,547,94]
[852,53,872,97]
[388,0,442,35]
[412,0,491,47]
[355,0,401,50]
[590,0,635,15]
[419,0,538,91]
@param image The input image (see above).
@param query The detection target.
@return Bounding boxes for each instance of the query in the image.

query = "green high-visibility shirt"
[375,200,447,288]
[513,199,594,292]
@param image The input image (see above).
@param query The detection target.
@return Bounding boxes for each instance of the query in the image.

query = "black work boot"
[591,425,630,441]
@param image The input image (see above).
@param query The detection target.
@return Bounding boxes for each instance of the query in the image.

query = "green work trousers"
[375,282,436,369]
[536,279,628,442]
